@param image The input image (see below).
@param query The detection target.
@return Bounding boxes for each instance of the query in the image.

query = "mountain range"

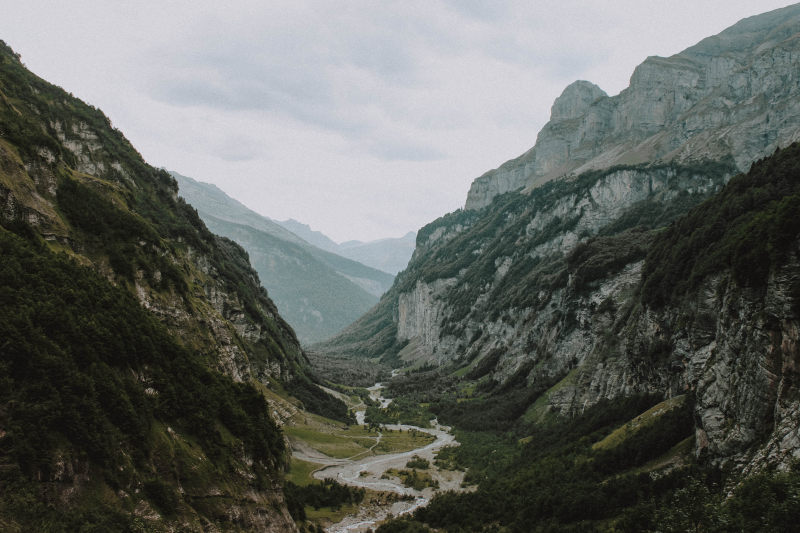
[3,3,800,531]
[171,171,395,344]
[277,218,417,276]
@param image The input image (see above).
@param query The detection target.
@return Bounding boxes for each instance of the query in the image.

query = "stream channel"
[301,381,463,532]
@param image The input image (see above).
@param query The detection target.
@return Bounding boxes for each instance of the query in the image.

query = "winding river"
[296,382,463,533]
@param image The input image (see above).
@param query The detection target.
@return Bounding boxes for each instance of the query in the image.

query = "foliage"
[0,227,283,524]
[406,455,430,470]
[376,517,432,533]
[365,396,433,428]
[284,479,365,521]
[56,176,186,291]
[286,374,354,424]
[377,394,698,531]
[566,227,651,292]
[643,143,800,307]
[382,468,439,491]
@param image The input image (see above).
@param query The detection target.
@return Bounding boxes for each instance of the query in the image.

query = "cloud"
[363,137,445,162]
[140,2,567,163]
[215,136,265,162]
[6,0,791,240]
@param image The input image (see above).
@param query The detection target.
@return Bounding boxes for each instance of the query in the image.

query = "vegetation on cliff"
[0,39,348,529]
[643,144,800,307]
[0,227,285,530]
[374,143,800,532]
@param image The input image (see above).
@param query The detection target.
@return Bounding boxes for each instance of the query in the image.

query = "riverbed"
[294,381,464,533]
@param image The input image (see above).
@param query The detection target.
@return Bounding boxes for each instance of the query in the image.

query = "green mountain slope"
[0,40,344,531]
[376,140,800,533]
[172,171,394,343]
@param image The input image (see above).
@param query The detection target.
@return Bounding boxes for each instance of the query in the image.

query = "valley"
[2,3,800,533]
[282,379,465,532]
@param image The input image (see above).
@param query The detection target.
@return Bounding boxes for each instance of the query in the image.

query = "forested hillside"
[0,40,344,531]
[173,171,393,343]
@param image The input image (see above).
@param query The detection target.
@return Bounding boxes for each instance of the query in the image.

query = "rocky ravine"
[466,4,800,210]
[324,154,800,477]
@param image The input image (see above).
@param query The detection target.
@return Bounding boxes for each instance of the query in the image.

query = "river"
[296,381,463,533]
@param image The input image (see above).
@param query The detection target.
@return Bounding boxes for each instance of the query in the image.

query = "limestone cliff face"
[390,164,729,366]
[397,278,458,348]
[320,140,800,477]
[466,4,800,210]
[550,249,800,472]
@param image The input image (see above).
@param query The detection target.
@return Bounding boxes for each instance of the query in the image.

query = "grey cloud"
[215,137,265,162]
[364,137,445,162]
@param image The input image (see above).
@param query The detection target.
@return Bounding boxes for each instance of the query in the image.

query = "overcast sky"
[1,2,793,242]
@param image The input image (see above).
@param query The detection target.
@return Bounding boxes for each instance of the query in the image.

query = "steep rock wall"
[466,5,800,209]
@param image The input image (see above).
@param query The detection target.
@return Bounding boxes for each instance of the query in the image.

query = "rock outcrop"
[466,4,800,210]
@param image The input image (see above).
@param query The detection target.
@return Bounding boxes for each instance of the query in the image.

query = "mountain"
[276,219,417,275]
[466,3,800,210]
[317,4,800,486]
[172,172,394,344]
[0,40,348,531]
[336,231,417,275]
[277,218,340,252]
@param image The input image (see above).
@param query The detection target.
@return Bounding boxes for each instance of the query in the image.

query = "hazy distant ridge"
[172,171,393,343]
[277,219,416,275]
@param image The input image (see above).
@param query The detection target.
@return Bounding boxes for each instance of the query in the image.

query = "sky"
[1,2,793,242]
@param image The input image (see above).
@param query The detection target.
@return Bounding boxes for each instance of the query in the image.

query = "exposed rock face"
[552,249,800,473]
[397,278,458,348]
[320,146,800,477]
[391,165,728,367]
[466,4,800,210]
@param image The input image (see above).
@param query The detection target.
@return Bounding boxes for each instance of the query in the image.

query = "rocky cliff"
[466,3,800,210]
[318,5,800,476]
[324,144,800,477]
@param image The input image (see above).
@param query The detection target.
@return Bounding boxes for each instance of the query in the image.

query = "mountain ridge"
[465,3,800,210]
[172,171,394,343]
[316,6,800,480]
[275,218,417,275]
[0,39,352,531]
